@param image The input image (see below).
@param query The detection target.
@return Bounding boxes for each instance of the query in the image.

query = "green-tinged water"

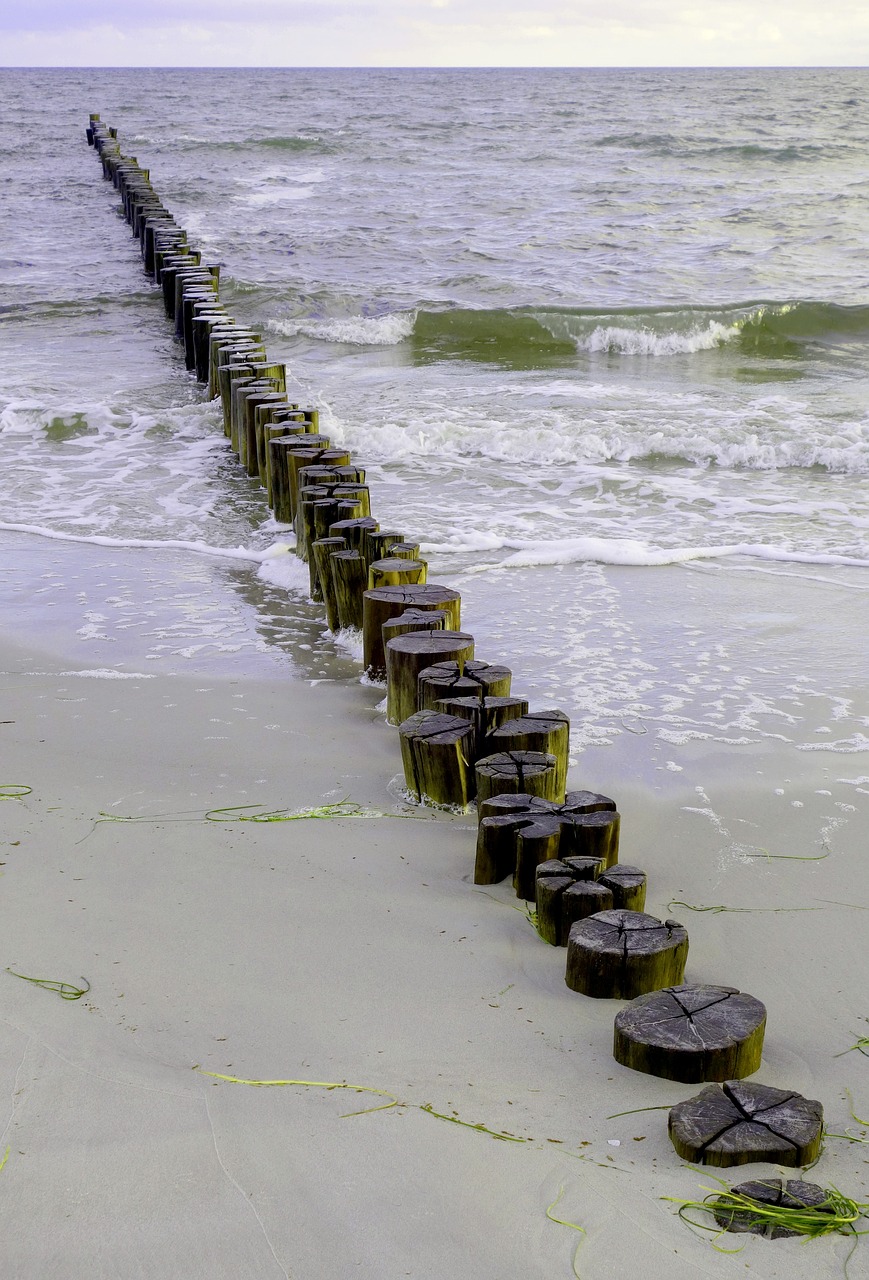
[0,67,867,781]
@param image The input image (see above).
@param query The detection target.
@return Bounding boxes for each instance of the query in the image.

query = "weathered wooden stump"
[364,531,404,566]
[436,695,528,755]
[368,558,427,590]
[418,660,513,710]
[386,631,475,727]
[613,984,767,1082]
[560,880,615,933]
[330,550,367,630]
[363,585,461,680]
[389,541,421,560]
[399,710,477,809]
[712,1179,830,1237]
[566,910,687,999]
[558,810,621,871]
[669,1081,823,1168]
[311,536,346,629]
[597,864,646,912]
[535,857,605,944]
[381,609,447,655]
[268,437,333,522]
[475,751,561,815]
[486,710,570,800]
[510,819,565,899]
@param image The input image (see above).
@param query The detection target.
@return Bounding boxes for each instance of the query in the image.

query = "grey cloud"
[0,0,379,33]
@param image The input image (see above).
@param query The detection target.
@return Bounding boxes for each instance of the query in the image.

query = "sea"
[2,67,868,820]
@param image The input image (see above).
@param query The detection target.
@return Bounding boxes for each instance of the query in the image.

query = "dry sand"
[2,574,869,1279]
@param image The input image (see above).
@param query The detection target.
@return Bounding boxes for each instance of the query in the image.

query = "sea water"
[1,68,868,818]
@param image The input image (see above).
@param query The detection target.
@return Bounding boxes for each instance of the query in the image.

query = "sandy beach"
[2,552,869,1280]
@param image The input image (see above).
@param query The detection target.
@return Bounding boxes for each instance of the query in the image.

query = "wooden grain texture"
[418,660,513,710]
[362,585,462,678]
[474,750,560,813]
[398,710,477,808]
[614,984,767,1083]
[566,909,687,999]
[597,864,647,912]
[669,1080,823,1168]
[386,632,475,726]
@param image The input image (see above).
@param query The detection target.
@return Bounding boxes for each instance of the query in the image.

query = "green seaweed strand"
[546,1186,586,1279]
[6,969,90,1000]
[664,1175,869,1274]
[668,899,822,915]
[418,1103,527,1142]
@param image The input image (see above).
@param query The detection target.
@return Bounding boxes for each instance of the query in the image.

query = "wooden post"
[364,531,404,566]
[485,711,570,800]
[598,865,646,912]
[385,632,475,727]
[565,909,688,999]
[362,585,461,679]
[381,609,447,654]
[330,551,367,630]
[668,1080,820,1167]
[368,558,427,590]
[268,438,332,524]
[475,751,560,811]
[615,985,768,1084]
[436,695,528,755]
[418,660,513,711]
[398,710,477,808]
[312,537,347,630]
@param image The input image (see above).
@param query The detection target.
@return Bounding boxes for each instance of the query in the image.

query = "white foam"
[573,321,738,356]
[255,549,311,593]
[0,521,284,564]
[268,312,416,346]
[423,533,869,572]
[58,669,156,679]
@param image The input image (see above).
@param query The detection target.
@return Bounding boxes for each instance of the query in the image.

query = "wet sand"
[2,570,868,1278]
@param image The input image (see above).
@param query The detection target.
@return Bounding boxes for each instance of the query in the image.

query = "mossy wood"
[513,818,570,900]
[389,542,421,560]
[381,610,447,656]
[613,984,767,1083]
[535,858,605,945]
[368,558,428,590]
[385,631,475,727]
[436,695,528,754]
[566,909,687,999]
[268,438,331,523]
[474,751,560,816]
[399,711,477,808]
[312,537,347,631]
[486,710,570,799]
[365,532,404,566]
[330,551,367,630]
[712,1179,830,1237]
[598,864,646,912]
[241,392,286,476]
[561,879,615,933]
[559,810,621,870]
[291,449,350,519]
[362,585,462,679]
[668,1080,823,1168]
[418,660,513,710]
[328,516,379,555]
[234,383,281,460]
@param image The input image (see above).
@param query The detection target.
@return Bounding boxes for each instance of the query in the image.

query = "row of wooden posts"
[84,114,824,1172]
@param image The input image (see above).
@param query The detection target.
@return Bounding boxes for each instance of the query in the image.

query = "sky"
[1,0,867,67]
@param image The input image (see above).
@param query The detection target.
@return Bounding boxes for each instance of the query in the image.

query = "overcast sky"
[2,0,867,67]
